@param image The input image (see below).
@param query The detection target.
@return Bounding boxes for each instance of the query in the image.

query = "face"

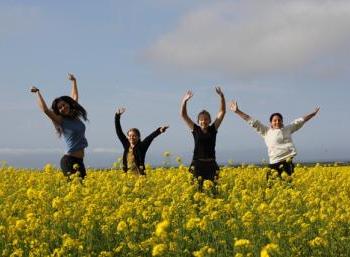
[57,100,70,116]
[127,130,140,146]
[270,115,283,129]
[198,114,211,130]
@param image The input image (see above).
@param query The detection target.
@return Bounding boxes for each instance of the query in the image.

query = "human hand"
[68,73,76,81]
[313,107,320,115]
[229,101,239,113]
[116,107,126,115]
[182,90,193,102]
[215,86,224,97]
[160,125,169,133]
[30,86,39,93]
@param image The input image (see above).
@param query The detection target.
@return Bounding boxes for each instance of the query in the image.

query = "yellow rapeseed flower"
[260,243,279,257]
[117,221,127,232]
[152,244,167,256]
[155,220,169,238]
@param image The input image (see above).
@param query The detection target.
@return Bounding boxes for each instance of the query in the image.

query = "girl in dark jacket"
[115,107,168,175]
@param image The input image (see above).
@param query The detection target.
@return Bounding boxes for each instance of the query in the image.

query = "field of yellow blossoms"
[1,162,350,257]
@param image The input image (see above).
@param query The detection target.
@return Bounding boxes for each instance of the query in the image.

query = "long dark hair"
[51,96,88,136]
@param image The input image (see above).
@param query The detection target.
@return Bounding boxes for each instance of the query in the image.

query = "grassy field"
[0,163,350,257]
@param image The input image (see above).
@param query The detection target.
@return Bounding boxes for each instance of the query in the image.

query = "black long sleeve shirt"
[115,114,162,175]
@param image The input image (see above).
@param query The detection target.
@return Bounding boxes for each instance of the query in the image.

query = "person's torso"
[127,147,140,173]
[264,127,296,163]
[61,118,88,153]
[192,124,217,160]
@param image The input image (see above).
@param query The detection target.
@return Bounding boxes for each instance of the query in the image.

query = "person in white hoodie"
[229,100,319,176]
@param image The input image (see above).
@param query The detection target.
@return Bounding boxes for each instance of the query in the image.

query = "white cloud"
[146,0,350,77]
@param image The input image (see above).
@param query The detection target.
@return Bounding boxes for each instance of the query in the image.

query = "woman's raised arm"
[30,86,62,125]
[68,73,79,102]
[214,86,226,129]
[229,100,251,121]
[180,90,195,130]
[303,107,320,122]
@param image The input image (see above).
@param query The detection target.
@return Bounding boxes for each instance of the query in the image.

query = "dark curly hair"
[51,96,88,136]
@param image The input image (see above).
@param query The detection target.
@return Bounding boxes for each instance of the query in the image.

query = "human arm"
[229,100,251,121]
[114,107,129,148]
[68,73,78,102]
[303,107,320,122]
[30,86,62,125]
[289,107,320,133]
[180,91,195,130]
[213,86,226,129]
[142,125,169,151]
[229,100,268,135]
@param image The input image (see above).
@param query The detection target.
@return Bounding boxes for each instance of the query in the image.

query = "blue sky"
[1,0,349,168]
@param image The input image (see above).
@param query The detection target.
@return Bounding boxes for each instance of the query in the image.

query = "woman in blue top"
[30,73,88,178]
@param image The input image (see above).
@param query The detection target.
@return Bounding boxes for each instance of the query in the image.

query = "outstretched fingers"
[30,86,39,93]
[183,90,193,102]
[215,86,224,96]
[68,73,76,81]
[116,107,126,115]
[160,125,169,133]
[229,100,238,113]
[314,107,320,115]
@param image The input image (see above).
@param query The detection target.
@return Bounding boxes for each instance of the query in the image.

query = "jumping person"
[115,107,168,175]
[30,73,88,178]
[229,101,319,176]
[180,87,226,187]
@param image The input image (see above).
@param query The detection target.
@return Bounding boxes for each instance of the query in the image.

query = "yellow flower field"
[0,163,350,257]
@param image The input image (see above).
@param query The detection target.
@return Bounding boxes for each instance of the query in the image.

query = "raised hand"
[215,86,224,97]
[30,86,39,93]
[229,101,238,113]
[116,107,126,115]
[160,125,169,133]
[68,73,76,81]
[313,107,320,115]
[182,90,193,103]
[303,107,320,122]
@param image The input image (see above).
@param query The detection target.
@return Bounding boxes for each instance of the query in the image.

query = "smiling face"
[270,115,283,129]
[127,129,140,146]
[57,100,71,116]
[198,113,211,130]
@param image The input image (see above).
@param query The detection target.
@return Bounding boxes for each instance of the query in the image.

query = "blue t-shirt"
[61,118,88,153]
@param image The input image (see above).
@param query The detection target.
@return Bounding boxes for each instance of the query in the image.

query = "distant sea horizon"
[1,148,349,169]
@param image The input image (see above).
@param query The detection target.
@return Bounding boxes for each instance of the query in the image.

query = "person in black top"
[181,87,226,186]
[115,107,168,175]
